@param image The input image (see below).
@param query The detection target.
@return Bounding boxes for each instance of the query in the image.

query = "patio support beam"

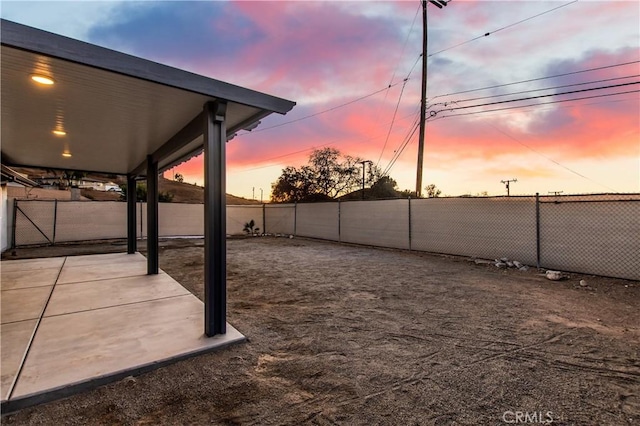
[130,111,205,176]
[203,100,227,337]
[146,156,159,274]
[126,174,137,254]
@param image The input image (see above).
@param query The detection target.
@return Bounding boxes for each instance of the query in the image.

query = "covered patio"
[0,19,295,412]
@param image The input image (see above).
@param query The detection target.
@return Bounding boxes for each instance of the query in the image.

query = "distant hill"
[157,177,261,205]
[12,167,261,205]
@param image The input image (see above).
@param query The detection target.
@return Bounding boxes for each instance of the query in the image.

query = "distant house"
[1,165,38,251]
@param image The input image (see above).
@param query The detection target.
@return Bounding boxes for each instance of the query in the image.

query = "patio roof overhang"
[1,19,295,339]
[0,19,295,176]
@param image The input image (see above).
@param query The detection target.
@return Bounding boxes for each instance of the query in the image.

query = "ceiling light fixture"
[52,130,66,136]
[31,74,55,85]
[62,152,72,158]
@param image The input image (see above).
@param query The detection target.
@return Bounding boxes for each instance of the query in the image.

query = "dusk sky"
[2,1,638,199]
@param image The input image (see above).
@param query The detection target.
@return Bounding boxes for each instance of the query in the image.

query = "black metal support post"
[408,197,412,251]
[147,156,159,274]
[294,202,297,236]
[338,200,341,242]
[127,174,137,254]
[11,198,17,252]
[52,199,58,245]
[535,193,541,269]
[204,101,227,337]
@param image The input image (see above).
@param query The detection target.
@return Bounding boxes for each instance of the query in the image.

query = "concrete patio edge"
[1,326,245,415]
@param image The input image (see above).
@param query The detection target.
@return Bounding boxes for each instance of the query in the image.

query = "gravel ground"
[3,237,639,425]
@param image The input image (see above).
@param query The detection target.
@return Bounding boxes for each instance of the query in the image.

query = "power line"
[433,89,640,119]
[388,2,422,87]
[429,96,638,121]
[433,81,639,113]
[377,79,409,167]
[444,74,640,105]
[382,110,425,177]
[231,110,420,175]
[486,123,618,192]
[427,0,578,58]
[430,60,640,100]
[238,82,402,136]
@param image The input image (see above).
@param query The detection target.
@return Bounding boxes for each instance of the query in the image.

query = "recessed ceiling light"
[52,130,66,136]
[62,152,72,158]
[31,75,55,85]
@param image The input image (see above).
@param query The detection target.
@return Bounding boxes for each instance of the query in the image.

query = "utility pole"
[501,178,518,196]
[416,0,449,198]
[252,187,255,200]
[260,188,263,203]
[360,160,372,200]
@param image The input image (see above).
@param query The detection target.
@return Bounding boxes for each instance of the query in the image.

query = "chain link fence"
[8,194,639,280]
[538,193,639,280]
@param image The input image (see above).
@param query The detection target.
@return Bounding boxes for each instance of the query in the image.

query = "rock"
[289,235,294,239]
[506,261,514,268]
[122,376,136,386]
[513,261,523,268]
[546,270,563,281]
[475,259,493,265]
[495,262,507,269]
[579,280,588,287]
[518,266,529,272]
[500,257,509,262]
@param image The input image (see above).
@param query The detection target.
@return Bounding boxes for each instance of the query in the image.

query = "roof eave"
[0,19,296,115]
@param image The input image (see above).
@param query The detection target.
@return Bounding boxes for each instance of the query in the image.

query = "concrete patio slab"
[57,260,148,284]
[45,273,191,317]
[0,252,245,412]
[1,320,37,401]
[1,287,52,324]
[63,252,147,268]
[0,257,65,273]
[12,297,244,399]
[1,268,60,290]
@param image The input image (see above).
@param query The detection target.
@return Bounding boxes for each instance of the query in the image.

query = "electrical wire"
[433,89,640,119]
[427,0,578,58]
[377,79,409,167]
[381,109,424,177]
[430,60,640,100]
[433,81,639,113]
[231,110,420,175]
[443,74,640,105]
[486,123,618,192]
[388,2,422,87]
[238,82,401,136]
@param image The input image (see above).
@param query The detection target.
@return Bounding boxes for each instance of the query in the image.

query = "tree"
[271,148,368,203]
[174,173,184,183]
[58,170,86,188]
[425,184,441,198]
[369,176,400,199]
[119,183,174,202]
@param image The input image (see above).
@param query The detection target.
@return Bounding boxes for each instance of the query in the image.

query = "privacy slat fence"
[8,194,639,281]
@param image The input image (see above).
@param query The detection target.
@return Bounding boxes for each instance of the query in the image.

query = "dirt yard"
[3,237,639,425]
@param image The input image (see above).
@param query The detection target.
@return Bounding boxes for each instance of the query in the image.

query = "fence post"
[11,198,17,251]
[408,196,412,251]
[52,199,58,245]
[262,204,266,234]
[536,193,541,269]
[338,200,341,242]
[294,202,297,236]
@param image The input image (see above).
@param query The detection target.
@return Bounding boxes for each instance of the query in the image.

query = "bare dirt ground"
[3,237,639,425]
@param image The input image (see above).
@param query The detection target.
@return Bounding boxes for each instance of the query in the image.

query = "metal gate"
[12,199,57,247]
